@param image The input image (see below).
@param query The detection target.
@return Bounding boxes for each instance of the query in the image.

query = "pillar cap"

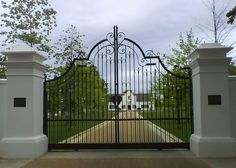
[1,45,47,63]
[199,43,227,49]
[188,43,233,62]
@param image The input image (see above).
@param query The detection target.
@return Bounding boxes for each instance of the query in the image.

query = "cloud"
[1,0,236,58]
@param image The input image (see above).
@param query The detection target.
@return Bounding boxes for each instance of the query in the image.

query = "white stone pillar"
[0,79,7,157]
[0,45,48,159]
[189,43,236,157]
[229,76,236,139]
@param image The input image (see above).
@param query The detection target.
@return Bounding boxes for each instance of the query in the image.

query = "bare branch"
[198,0,236,44]
[196,24,214,41]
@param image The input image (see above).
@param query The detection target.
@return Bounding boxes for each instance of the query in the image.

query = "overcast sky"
[1,0,236,57]
[48,0,236,55]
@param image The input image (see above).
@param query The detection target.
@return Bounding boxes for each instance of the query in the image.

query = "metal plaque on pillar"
[14,98,26,107]
[208,95,221,105]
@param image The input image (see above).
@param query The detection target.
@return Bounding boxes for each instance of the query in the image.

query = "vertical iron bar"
[171,75,175,143]
[105,47,108,144]
[189,70,194,135]
[180,80,184,142]
[97,46,100,144]
[125,48,128,143]
[176,78,180,126]
[150,63,154,143]
[61,77,65,144]
[92,49,97,144]
[129,52,132,143]
[133,44,137,144]
[85,63,88,144]
[54,82,57,144]
[73,64,78,143]
[81,65,84,143]
[49,82,52,145]
[64,79,68,145]
[102,53,104,144]
[89,64,92,144]
[51,83,55,144]
[114,25,119,144]
[183,78,187,142]
[77,66,81,144]
[163,74,167,143]
[138,68,141,142]
[142,67,145,143]
[154,69,157,143]
[167,73,170,143]
[120,57,124,143]
[109,57,113,143]
[43,75,48,137]
[146,69,149,143]
[56,77,59,144]
[179,79,183,142]
[158,62,162,143]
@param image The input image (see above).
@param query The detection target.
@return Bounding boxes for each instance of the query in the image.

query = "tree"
[229,61,236,75]
[150,30,198,136]
[199,0,236,44]
[0,0,57,52]
[46,63,108,120]
[0,54,6,78]
[50,24,85,68]
[164,29,199,69]
[199,0,236,72]
[226,6,236,24]
[46,25,86,79]
[153,30,198,114]
[45,24,108,120]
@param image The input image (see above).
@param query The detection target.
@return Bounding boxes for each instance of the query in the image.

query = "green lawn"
[47,111,115,144]
[47,110,192,144]
[139,110,192,142]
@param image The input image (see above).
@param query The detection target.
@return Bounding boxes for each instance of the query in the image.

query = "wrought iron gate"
[44,26,193,150]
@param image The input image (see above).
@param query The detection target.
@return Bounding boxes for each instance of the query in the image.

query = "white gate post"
[0,79,7,158]
[189,43,236,157]
[0,45,48,159]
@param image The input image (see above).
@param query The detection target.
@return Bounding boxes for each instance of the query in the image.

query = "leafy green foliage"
[164,29,199,68]
[229,61,236,75]
[151,30,196,127]
[152,70,191,111]
[50,24,85,67]
[46,24,85,78]
[0,0,57,52]
[45,25,109,139]
[227,6,236,24]
[46,64,108,120]
[0,54,6,78]
[155,29,198,108]
[45,65,68,79]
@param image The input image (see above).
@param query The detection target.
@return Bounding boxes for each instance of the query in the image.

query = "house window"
[109,105,115,109]
[141,105,149,108]
[128,96,131,100]
[122,105,126,109]
[132,105,136,109]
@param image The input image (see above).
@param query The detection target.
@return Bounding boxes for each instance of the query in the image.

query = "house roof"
[134,93,149,101]
[109,94,122,102]
[109,92,149,102]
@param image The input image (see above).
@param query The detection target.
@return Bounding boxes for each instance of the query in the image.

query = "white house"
[108,90,155,111]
